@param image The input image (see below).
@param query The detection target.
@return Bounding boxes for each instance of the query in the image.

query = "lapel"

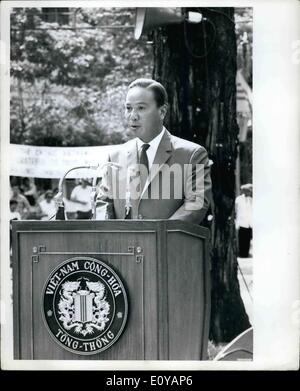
[125,139,141,216]
[140,129,173,200]
[111,139,139,218]
[126,138,139,173]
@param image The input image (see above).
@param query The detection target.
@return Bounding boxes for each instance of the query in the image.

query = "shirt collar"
[136,127,166,151]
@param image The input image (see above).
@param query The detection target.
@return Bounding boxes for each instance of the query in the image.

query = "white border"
[1,0,300,370]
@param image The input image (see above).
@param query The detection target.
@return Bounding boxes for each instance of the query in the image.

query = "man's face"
[10,202,17,212]
[45,195,52,203]
[243,188,252,197]
[125,86,166,142]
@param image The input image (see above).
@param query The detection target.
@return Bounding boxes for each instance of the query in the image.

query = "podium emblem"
[42,257,128,355]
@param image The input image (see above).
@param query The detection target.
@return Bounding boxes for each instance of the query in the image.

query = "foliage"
[10,7,153,146]
[10,7,252,147]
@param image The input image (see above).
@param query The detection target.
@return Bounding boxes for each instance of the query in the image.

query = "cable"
[183,17,217,59]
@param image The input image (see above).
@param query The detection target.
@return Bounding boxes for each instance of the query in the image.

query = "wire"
[183,17,217,59]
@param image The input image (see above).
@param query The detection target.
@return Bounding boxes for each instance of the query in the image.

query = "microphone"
[125,165,135,219]
[91,162,121,220]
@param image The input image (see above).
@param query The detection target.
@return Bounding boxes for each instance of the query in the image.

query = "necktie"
[139,143,150,193]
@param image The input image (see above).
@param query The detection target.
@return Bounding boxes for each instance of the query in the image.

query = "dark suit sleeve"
[169,146,212,224]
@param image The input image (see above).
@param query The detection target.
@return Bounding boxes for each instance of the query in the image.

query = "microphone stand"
[54,162,121,220]
[125,166,134,219]
[91,162,121,220]
[54,165,98,220]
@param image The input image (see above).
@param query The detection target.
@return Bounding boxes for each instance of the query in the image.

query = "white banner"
[10,143,120,179]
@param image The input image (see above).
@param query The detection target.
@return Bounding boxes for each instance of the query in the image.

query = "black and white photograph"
[0,0,299,371]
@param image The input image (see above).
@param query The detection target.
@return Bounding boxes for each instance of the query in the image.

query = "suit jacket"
[101,129,212,224]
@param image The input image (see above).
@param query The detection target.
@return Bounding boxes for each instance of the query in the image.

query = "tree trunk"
[152,7,250,342]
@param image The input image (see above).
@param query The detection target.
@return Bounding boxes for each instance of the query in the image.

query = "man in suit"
[98,78,212,224]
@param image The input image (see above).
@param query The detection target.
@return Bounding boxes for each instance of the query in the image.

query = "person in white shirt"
[38,190,57,220]
[70,179,92,219]
[235,184,252,258]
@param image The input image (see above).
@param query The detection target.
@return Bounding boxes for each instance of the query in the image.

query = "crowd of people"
[9,177,93,222]
[10,179,58,221]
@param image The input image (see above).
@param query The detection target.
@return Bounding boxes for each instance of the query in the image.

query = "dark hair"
[10,199,18,206]
[45,190,53,198]
[128,78,168,107]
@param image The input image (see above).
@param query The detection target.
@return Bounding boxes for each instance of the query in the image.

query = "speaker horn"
[134,8,203,40]
[134,8,184,40]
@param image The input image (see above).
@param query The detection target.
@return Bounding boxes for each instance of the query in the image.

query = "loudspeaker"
[134,8,185,39]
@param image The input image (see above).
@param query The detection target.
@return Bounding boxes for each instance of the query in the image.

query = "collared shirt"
[38,199,57,221]
[10,211,21,221]
[136,127,165,169]
[235,194,252,228]
[70,185,92,212]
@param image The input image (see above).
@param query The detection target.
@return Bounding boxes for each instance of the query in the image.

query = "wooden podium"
[12,220,210,360]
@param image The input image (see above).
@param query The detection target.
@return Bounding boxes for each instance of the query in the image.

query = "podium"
[12,220,210,360]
